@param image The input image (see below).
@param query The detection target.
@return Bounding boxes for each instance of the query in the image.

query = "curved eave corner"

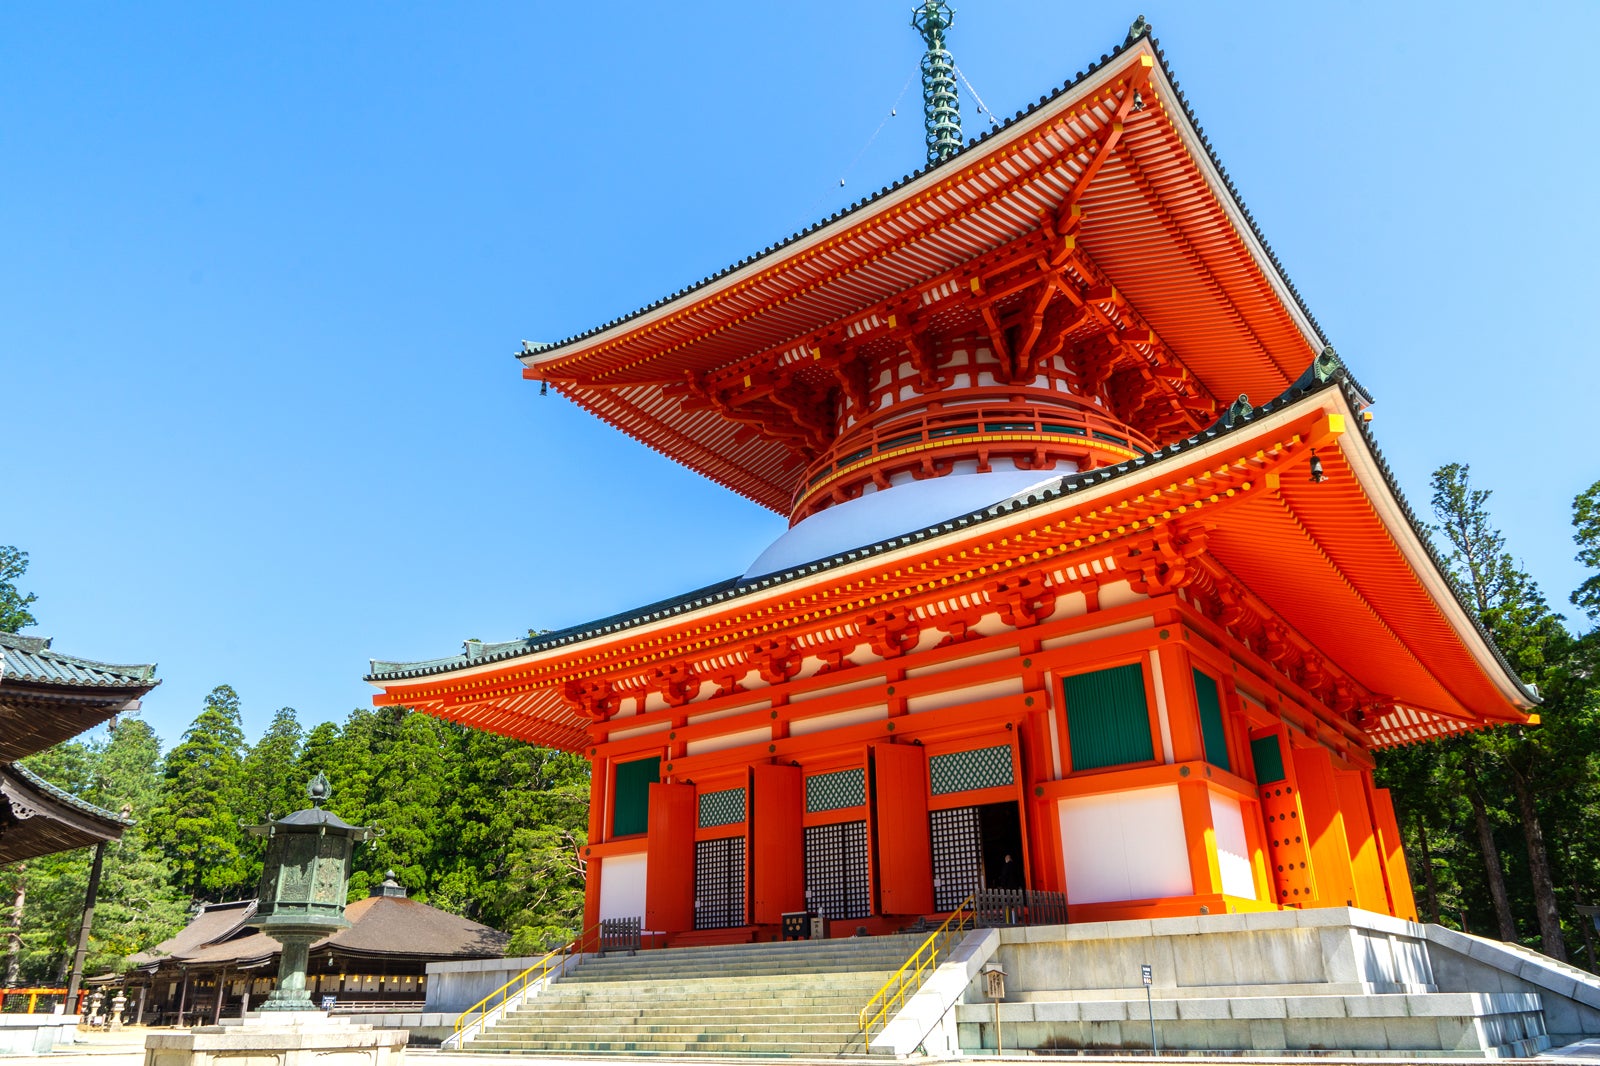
[366,370,1535,747]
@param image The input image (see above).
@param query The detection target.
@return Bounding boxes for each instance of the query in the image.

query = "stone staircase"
[464,934,926,1056]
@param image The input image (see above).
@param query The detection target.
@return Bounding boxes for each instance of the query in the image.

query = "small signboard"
[781,911,810,941]
[1141,964,1153,987]
[982,965,1006,1000]
[320,996,337,1012]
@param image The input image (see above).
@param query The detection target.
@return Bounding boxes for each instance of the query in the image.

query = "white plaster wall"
[789,705,887,736]
[1058,785,1192,904]
[684,725,771,756]
[1209,791,1258,900]
[906,677,1023,714]
[597,853,647,923]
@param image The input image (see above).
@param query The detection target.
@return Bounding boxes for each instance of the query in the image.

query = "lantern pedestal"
[144,1011,407,1066]
[257,920,347,1013]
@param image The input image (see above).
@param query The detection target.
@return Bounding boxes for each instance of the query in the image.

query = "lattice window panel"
[805,768,865,813]
[698,787,746,828]
[930,806,983,911]
[695,835,746,930]
[804,820,870,920]
[929,745,1014,795]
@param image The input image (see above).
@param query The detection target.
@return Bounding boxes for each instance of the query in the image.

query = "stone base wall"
[934,909,1600,1057]
[0,1014,80,1056]
[423,955,560,1015]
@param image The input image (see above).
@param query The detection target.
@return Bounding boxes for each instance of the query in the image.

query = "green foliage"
[1572,482,1600,624]
[147,685,252,899]
[3,692,590,982]
[0,545,38,633]
[83,721,190,970]
[0,722,187,983]
[1378,465,1600,966]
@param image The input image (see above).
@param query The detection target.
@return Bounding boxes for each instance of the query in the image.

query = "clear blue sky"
[4,2,1594,748]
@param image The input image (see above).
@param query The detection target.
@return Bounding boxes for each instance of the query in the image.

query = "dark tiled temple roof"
[520,23,1329,363]
[9,762,130,826]
[0,762,130,864]
[127,900,259,969]
[0,631,158,688]
[131,896,507,971]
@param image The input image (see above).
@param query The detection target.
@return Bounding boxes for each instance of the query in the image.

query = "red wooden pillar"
[1335,769,1388,913]
[583,754,606,931]
[871,743,933,916]
[645,782,696,933]
[1366,780,1420,921]
[1176,781,1223,897]
[752,764,805,924]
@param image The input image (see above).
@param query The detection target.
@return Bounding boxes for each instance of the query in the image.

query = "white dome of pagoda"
[744,463,1069,579]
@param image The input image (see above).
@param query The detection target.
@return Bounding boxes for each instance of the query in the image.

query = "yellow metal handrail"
[858,893,977,1049]
[452,921,603,1045]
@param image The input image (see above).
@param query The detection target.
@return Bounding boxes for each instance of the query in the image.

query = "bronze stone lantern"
[246,773,373,1012]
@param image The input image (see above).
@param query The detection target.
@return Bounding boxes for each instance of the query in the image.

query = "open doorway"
[930,800,1024,910]
[979,801,1024,891]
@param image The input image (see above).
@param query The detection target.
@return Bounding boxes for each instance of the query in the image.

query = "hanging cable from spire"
[910,0,961,166]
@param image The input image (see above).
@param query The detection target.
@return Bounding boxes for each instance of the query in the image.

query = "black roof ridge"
[370,366,1356,685]
[519,23,1328,365]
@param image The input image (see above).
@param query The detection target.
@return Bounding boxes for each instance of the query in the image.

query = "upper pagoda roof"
[0,631,159,761]
[521,27,1333,512]
[369,363,1537,753]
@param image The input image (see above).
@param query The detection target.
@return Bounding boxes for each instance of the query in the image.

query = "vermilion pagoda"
[368,19,1535,940]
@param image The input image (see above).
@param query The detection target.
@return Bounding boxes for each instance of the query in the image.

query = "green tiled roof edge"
[9,762,132,826]
[0,631,159,689]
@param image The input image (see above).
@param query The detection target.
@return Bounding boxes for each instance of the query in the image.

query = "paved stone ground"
[8,1027,1599,1065]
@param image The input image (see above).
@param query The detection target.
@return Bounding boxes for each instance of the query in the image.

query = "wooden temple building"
[367,18,1536,943]
[122,875,508,1024]
[0,630,155,1031]
[0,631,154,868]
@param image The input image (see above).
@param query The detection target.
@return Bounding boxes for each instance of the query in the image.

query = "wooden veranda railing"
[974,887,1067,927]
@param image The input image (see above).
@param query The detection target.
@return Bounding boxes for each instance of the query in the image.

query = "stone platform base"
[144,1011,407,1066]
[957,991,1548,1057]
[887,909,1600,1058]
[0,1014,79,1055]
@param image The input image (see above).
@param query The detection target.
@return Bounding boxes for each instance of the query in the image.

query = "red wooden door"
[752,764,805,924]
[645,782,696,932]
[872,743,934,916]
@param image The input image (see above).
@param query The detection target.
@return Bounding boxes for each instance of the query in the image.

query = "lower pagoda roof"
[0,631,159,762]
[368,360,1536,753]
[0,761,129,865]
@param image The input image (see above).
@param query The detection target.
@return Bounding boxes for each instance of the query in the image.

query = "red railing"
[0,987,84,1014]
[793,392,1153,518]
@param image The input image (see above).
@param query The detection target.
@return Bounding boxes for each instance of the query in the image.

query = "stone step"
[467,1030,870,1049]
[496,1017,864,1030]
[555,979,893,994]
[569,960,915,973]
[460,932,921,1057]
[534,981,888,997]
[564,962,906,980]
